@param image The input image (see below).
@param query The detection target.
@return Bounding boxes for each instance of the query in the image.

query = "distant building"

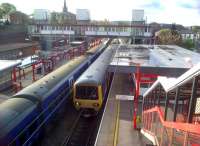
[76,9,90,21]
[0,42,40,60]
[149,22,161,36]
[132,9,144,21]
[59,0,76,24]
[3,11,29,25]
[131,9,146,43]
[33,9,50,20]
[63,0,68,13]
[180,30,200,41]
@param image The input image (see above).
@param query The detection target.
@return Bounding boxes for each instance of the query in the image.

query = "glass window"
[76,86,98,100]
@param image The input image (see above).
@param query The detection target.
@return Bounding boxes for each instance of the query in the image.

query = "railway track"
[38,75,113,146]
[62,89,112,146]
[38,100,80,146]
[62,111,97,146]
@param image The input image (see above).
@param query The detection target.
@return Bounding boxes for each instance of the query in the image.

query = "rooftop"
[111,45,200,68]
[109,44,200,76]
[0,42,39,52]
[0,60,21,72]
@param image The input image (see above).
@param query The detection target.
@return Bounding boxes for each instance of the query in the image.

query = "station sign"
[116,94,134,100]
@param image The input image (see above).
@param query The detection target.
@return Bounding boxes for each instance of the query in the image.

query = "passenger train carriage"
[73,46,114,116]
[0,39,110,146]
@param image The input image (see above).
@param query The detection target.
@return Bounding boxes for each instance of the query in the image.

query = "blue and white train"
[0,39,110,146]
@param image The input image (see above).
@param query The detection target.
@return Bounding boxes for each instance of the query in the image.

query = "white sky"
[0,0,200,26]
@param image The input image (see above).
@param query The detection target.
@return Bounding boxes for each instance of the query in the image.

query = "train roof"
[75,47,113,86]
[85,39,109,55]
[14,56,87,102]
[0,98,36,138]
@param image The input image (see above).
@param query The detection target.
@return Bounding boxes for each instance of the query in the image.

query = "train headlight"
[93,103,99,107]
[76,102,80,106]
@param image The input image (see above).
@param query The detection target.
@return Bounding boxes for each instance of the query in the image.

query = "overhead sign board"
[116,94,134,101]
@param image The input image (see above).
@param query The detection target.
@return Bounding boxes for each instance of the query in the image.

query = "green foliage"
[0,3,16,16]
[182,39,195,50]
[156,29,182,45]
[0,8,3,18]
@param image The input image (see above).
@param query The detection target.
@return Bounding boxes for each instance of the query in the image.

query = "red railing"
[142,106,200,146]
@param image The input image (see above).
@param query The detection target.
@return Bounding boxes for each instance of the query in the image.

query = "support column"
[183,77,198,146]
[164,93,169,121]
[153,89,156,106]
[187,77,198,123]
[13,67,17,82]
[170,87,180,146]
[23,69,25,79]
[18,68,21,80]
[157,85,161,106]
[133,65,140,129]
[173,87,180,121]
[32,63,35,82]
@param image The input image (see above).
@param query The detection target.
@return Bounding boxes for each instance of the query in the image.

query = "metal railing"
[142,106,200,146]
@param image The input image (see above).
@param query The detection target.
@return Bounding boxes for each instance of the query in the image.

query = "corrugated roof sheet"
[0,60,21,72]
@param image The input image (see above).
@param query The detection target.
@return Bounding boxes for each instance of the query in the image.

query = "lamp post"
[18,51,23,59]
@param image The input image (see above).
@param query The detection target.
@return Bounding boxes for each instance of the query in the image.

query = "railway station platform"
[95,73,152,146]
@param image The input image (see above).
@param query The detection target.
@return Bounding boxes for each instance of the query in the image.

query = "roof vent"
[86,75,93,78]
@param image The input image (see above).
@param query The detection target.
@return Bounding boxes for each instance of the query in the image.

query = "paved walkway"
[96,73,152,146]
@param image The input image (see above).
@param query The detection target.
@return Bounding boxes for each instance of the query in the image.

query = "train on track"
[73,46,114,116]
[0,39,110,146]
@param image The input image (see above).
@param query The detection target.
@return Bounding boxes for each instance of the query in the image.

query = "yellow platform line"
[113,100,120,146]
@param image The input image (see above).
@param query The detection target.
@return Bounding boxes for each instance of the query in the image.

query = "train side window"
[69,77,74,87]
[18,131,27,146]
[9,140,18,146]
[29,120,38,134]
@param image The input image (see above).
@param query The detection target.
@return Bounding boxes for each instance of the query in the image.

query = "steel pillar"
[164,93,169,121]
[173,87,180,121]
[187,77,198,123]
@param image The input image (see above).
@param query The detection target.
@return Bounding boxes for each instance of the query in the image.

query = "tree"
[0,3,16,16]
[182,39,195,50]
[0,8,3,18]
[156,29,182,45]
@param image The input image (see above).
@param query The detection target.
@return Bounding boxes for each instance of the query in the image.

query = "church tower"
[63,0,68,13]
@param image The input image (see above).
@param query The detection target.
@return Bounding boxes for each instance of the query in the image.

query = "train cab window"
[76,86,98,100]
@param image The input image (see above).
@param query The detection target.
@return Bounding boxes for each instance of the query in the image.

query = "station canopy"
[0,60,21,73]
[109,45,200,77]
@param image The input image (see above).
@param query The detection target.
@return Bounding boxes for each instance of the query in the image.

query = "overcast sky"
[0,0,200,26]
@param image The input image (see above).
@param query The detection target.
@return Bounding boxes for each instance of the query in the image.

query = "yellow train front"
[73,47,113,116]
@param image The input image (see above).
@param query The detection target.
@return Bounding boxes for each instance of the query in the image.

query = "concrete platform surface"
[96,73,152,146]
